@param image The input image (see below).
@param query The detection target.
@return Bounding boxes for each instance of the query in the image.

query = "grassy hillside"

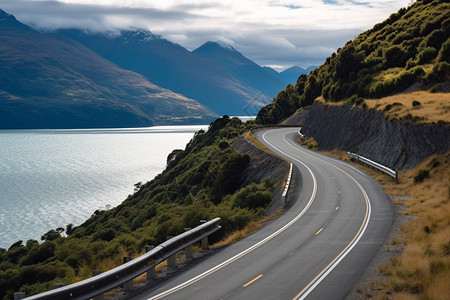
[0,117,280,299]
[316,91,450,124]
[257,0,450,124]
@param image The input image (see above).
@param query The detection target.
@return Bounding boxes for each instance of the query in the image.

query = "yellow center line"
[243,274,263,287]
[315,228,323,235]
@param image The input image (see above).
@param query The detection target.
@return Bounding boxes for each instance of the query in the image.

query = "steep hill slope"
[0,9,217,129]
[193,41,286,98]
[257,0,450,125]
[56,29,271,116]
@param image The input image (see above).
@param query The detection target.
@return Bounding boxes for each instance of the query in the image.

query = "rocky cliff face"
[301,102,450,170]
[232,136,299,214]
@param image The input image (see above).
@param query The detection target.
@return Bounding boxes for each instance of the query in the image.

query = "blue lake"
[0,126,207,248]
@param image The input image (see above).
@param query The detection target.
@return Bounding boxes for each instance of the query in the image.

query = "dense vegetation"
[257,0,450,124]
[0,117,277,299]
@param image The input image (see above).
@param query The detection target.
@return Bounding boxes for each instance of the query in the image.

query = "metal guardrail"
[347,152,398,182]
[282,163,293,198]
[247,126,296,205]
[281,163,293,207]
[24,218,221,300]
[249,124,301,133]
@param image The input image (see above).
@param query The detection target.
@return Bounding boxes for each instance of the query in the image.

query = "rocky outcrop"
[301,102,450,170]
[232,136,298,214]
[281,107,310,126]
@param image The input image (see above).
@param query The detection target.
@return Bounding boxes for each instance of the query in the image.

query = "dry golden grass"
[373,65,434,83]
[317,91,450,124]
[243,131,276,156]
[374,67,405,82]
[212,207,282,248]
[325,150,450,299]
[296,136,318,150]
[365,91,450,124]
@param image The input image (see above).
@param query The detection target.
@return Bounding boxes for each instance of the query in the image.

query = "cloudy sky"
[1,0,411,70]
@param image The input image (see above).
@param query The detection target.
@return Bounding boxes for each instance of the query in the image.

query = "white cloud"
[0,0,411,69]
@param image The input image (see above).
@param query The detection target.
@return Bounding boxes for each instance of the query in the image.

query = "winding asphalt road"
[132,128,393,300]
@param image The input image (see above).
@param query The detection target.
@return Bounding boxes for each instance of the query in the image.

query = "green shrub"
[414,169,430,184]
[417,47,437,64]
[437,39,450,63]
[218,141,229,149]
[427,158,441,169]
[384,45,409,68]
[426,29,446,49]
[426,62,450,81]
[20,242,55,266]
[232,183,272,210]
[95,228,116,242]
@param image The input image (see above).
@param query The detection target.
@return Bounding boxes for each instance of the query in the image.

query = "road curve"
[132,128,393,300]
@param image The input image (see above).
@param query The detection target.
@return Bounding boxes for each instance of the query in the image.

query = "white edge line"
[298,187,371,300]
[281,130,372,300]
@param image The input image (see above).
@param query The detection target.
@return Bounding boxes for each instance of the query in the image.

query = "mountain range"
[0,9,218,129]
[54,29,315,116]
[56,29,306,117]
[0,8,314,128]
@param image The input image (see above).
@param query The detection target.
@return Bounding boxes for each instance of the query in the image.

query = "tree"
[41,230,60,242]
[437,39,450,63]
[134,182,142,192]
[66,223,74,236]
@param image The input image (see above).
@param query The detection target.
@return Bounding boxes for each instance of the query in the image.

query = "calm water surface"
[0,126,207,248]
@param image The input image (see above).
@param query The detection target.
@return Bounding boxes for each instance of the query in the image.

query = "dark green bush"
[427,158,440,169]
[20,242,55,266]
[437,39,450,63]
[232,183,272,210]
[417,47,437,64]
[414,169,430,184]
[384,45,409,68]
[426,62,450,81]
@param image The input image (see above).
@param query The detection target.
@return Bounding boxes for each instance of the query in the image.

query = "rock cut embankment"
[232,136,299,214]
[301,102,450,170]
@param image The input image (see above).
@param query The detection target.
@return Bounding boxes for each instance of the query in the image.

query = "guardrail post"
[14,292,25,300]
[199,220,209,250]
[92,271,104,300]
[184,228,193,259]
[123,257,133,291]
[166,236,176,267]
[146,245,156,280]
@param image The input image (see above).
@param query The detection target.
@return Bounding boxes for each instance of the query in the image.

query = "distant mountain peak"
[120,30,160,43]
[0,8,9,17]
[216,41,235,51]
[0,8,31,30]
[1,9,18,23]
[197,41,238,53]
